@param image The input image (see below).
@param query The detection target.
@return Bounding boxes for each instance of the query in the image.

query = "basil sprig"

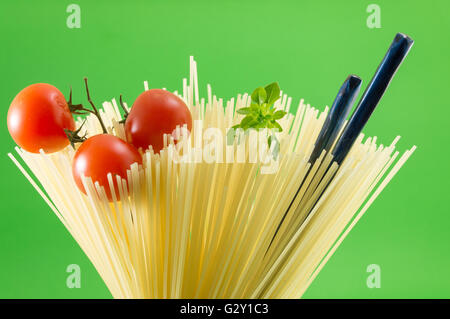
[233,82,286,131]
[228,82,287,160]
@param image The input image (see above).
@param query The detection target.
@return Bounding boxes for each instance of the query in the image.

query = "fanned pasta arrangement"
[7,33,415,298]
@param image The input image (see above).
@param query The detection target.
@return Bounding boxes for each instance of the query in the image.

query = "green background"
[0,0,448,298]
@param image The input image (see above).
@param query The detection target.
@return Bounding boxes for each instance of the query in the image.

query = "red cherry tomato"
[7,83,75,153]
[125,89,192,153]
[72,134,142,201]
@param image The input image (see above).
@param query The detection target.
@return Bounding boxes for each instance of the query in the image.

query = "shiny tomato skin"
[7,83,75,153]
[72,134,142,201]
[125,89,192,153]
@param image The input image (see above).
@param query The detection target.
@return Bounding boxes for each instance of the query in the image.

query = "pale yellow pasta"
[8,57,415,299]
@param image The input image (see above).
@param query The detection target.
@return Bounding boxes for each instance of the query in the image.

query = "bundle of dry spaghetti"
[8,34,415,298]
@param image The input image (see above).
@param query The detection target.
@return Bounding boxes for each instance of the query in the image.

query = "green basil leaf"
[261,103,270,114]
[265,82,281,106]
[268,135,280,159]
[241,115,255,128]
[236,107,251,115]
[226,128,235,145]
[250,103,259,111]
[268,135,274,147]
[273,110,287,120]
[272,121,283,132]
[251,87,267,105]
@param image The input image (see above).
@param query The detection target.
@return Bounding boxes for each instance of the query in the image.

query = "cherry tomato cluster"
[7,82,192,201]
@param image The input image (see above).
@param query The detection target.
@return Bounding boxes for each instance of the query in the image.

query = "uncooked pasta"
[8,54,415,299]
